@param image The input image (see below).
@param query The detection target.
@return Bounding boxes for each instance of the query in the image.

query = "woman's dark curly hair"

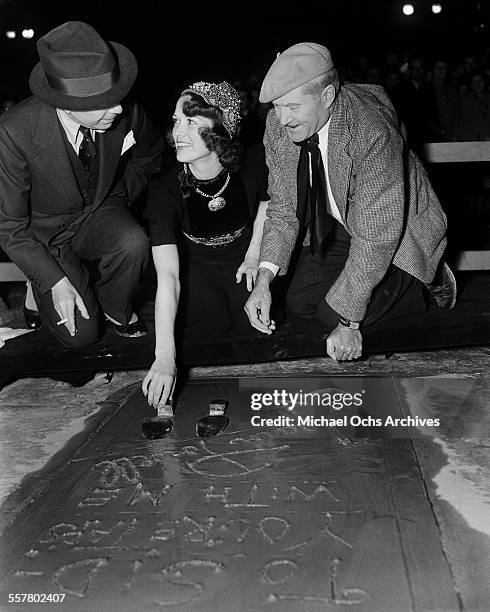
[173,92,242,172]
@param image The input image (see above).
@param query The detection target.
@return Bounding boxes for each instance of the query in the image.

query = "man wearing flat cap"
[245,42,456,360]
[0,21,165,347]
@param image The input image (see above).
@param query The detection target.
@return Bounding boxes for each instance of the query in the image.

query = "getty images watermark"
[247,387,441,429]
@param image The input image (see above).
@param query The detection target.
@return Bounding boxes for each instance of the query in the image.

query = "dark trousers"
[286,221,427,334]
[179,238,252,343]
[33,201,149,348]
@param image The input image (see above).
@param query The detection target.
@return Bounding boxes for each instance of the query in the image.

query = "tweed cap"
[259,42,334,103]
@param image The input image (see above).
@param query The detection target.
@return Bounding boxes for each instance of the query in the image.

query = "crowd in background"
[344,49,490,151]
[209,48,490,251]
[2,48,490,151]
[227,48,490,153]
[1,46,489,254]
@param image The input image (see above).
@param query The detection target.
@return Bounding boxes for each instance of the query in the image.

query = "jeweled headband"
[181,81,241,137]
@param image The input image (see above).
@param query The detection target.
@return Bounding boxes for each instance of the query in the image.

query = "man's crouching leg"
[72,202,149,330]
[95,223,149,327]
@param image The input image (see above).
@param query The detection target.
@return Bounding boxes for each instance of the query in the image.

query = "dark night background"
[1,0,489,128]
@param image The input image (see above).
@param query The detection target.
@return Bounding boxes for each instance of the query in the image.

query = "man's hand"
[142,353,177,409]
[244,268,276,334]
[51,276,90,336]
[236,256,259,291]
[326,324,362,361]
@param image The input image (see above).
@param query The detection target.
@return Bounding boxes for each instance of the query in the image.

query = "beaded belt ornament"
[183,226,245,247]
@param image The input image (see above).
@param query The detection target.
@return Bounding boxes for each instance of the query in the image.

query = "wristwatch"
[338,317,360,330]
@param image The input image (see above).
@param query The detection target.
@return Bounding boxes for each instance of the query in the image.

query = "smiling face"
[272,82,333,143]
[171,96,217,165]
[66,105,123,131]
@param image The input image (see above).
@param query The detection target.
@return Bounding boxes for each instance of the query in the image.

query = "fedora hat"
[29,21,138,111]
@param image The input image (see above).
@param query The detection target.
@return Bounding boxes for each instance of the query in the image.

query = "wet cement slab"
[0,372,145,510]
[0,376,487,611]
[399,376,490,611]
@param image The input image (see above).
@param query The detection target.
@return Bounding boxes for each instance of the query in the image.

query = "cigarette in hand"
[57,318,68,326]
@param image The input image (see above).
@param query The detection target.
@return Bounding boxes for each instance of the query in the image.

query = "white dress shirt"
[318,118,343,225]
[260,117,343,276]
[56,109,97,154]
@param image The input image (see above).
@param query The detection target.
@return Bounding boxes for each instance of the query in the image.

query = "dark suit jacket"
[0,97,165,293]
[260,84,448,322]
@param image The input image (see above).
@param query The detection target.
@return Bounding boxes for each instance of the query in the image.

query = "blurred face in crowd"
[367,67,382,84]
[409,59,426,83]
[357,55,369,73]
[384,71,401,91]
[66,105,123,131]
[464,56,477,74]
[385,52,399,66]
[470,74,487,95]
[433,61,448,81]
[172,95,215,165]
[238,89,251,115]
[272,81,334,143]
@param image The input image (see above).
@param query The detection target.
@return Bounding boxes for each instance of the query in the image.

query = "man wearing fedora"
[245,42,456,361]
[0,21,164,347]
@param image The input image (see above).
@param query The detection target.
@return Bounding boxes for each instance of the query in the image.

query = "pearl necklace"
[184,164,230,211]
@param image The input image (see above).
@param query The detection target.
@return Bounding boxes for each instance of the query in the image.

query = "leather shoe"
[142,416,173,439]
[196,399,229,437]
[426,261,457,309]
[23,302,42,330]
[113,318,148,338]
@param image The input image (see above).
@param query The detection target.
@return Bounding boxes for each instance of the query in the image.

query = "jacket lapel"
[33,104,81,204]
[267,112,300,209]
[328,90,353,220]
[282,137,300,208]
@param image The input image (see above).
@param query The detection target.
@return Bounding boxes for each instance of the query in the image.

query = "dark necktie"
[78,126,97,172]
[296,133,331,254]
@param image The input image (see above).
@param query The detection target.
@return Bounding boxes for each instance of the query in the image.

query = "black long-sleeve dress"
[145,145,269,341]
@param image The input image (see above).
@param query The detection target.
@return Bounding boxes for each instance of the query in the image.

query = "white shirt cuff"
[259,262,279,278]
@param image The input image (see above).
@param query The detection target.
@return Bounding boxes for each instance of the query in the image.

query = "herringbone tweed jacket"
[260,83,448,322]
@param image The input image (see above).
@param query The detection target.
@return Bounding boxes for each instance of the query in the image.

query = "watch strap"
[339,317,360,330]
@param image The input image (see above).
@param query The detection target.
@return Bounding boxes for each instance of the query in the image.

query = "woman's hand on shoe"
[142,354,177,408]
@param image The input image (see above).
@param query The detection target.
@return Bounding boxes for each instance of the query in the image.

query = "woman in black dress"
[142,81,270,408]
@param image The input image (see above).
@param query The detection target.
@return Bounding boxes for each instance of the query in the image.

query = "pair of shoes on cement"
[141,399,229,440]
[23,301,42,330]
[112,316,148,338]
[426,261,457,309]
